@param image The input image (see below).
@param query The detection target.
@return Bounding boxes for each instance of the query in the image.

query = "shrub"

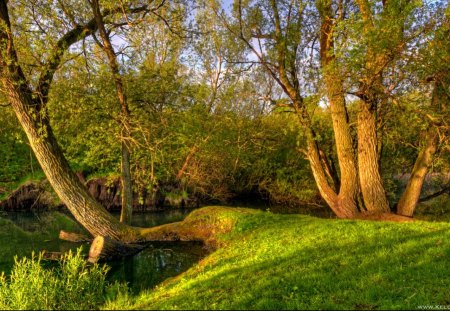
[0,248,127,310]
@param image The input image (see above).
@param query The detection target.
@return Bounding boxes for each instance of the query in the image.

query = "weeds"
[0,248,127,310]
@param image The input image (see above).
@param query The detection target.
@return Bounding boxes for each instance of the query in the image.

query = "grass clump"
[0,248,127,310]
[105,206,450,310]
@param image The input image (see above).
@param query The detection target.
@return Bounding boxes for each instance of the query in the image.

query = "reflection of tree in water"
[107,242,206,293]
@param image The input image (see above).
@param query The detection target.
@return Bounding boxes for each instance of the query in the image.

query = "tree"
[215,0,361,217]
[0,0,158,241]
[396,4,450,215]
[217,0,448,218]
[89,0,133,224]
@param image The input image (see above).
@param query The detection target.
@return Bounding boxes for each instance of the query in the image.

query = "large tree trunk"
[91,0,133,225]
[318,2,360,217]
[357,102,391,213]
[0,0,138,242]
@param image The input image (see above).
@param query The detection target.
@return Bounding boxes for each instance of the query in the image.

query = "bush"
[0,248,127,310]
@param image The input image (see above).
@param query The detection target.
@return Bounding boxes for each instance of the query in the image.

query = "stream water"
[0,203,331,292]
[0,209,208,293]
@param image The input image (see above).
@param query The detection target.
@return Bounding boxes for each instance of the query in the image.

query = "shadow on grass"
[128,217,450,310]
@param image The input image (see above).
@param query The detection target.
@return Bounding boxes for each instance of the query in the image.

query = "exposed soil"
[0,181,61,211]
[356,212,415,223]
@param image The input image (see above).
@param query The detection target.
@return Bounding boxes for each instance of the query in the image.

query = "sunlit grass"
[0,248,126,310]
[105,206,450,310]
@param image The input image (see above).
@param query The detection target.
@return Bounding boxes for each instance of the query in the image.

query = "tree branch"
[36,4,150,107]
[419,185,450,202]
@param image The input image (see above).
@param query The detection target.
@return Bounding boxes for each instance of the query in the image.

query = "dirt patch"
[356,212,415,223]
[0,181,60,211]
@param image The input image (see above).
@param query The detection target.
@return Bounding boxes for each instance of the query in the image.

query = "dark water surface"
[1,203,331,292]
[1,209,208,293]
[108,209,208,293]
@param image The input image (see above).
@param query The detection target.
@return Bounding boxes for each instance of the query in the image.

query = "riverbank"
[0,206,449,310]
[105,207,450,310]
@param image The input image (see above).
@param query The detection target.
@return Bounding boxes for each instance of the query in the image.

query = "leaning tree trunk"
[396,129,438,216]
[0,1,138,242]
[397,71,448,216]
[357,102,391,213]
[6,99,138,241]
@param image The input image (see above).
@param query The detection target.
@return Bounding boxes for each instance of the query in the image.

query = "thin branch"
[36,4,150,107]
[419,185,450,202]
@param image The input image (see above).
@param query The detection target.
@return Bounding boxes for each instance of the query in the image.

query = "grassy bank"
[105,206,450,310]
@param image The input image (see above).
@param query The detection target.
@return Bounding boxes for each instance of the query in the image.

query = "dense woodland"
[0,0,449,309]
[1,0,448,220]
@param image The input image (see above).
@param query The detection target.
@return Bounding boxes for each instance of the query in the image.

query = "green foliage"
[0,105,39,197]
[415,196,450,222]
[105,206,450,310]
[1,0,448,211]
[0,248,127,310]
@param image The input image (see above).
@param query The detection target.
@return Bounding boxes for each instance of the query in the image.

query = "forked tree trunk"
[357,102,391,213]
[318,2,360,217]
[305,127,357,218]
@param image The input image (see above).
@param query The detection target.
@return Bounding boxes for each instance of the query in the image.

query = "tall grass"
[0,248,127,310]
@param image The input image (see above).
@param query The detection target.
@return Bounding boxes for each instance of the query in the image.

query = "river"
[0,203,332,292]
[0,209,208,293]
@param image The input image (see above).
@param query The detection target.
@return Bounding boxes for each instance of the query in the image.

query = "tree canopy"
[0,0,448,235]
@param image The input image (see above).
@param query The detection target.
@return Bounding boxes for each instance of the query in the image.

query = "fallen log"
[88,236,145,263]
[59,230,91,243]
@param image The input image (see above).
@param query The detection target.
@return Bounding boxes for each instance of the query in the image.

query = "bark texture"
[357,102,391,213]
[0,0,138,241]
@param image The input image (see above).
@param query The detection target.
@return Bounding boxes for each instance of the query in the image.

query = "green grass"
[0,249,115,310]
[104,206,450,310]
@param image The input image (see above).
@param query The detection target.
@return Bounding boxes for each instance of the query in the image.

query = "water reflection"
[107,241,206,293]
[0,208,207,292]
